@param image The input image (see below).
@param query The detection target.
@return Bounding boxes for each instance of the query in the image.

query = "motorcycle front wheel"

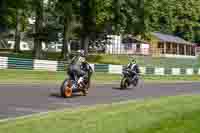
[120,77,129,89]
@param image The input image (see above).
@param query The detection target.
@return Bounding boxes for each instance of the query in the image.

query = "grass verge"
[1,95,200,133]
[1,52,199,68]
[0,69,200,84]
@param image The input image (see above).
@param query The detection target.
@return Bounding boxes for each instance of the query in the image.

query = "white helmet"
[79,56,86,63]
[77,49,85,57]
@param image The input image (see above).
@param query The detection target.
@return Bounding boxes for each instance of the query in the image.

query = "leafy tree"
[80,0,96,55]
[144,0,200,42]
[32,0,45,59]
[7,0,29,52]
[54,0,78,59]
[0,0,7,34]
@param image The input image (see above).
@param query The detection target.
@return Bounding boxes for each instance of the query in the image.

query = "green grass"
[1,51,199,68]
[1,95,200,133]
[0,51,61,60]
[87,54,199,68]
[0,69,200,84]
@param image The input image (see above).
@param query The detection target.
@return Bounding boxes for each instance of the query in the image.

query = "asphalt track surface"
[0,82,200,120]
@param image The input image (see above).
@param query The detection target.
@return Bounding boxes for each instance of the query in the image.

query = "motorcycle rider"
[126,59,140,81]
[67,50,93,88]
[79,57,93,88]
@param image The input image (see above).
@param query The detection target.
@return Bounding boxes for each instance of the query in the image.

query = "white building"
[106,35,122,54]
[105,35,150,55]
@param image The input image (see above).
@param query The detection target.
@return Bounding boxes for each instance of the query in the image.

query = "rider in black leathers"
[80,60,93,88]
[67,50,93,87]
[126,59,140,81]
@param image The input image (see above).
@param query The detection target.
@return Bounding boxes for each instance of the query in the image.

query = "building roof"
[122,35,149,44]
[152,32,193,45]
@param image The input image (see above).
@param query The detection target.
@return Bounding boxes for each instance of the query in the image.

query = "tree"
[95,0,112,33]
[32,0,45,59]
[2,0,30,52]
[80,0,96,55]
[14,9,21,52]
[0,0,7,34]
[54,0,76,59]
[144,0,200,42]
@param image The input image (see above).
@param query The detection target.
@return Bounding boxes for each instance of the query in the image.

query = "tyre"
[60,79,67,97]
[80,81,89,96]
[120,77,129,89]
[81,89,87,96]
[60,79,73,98]
[133,79,138,87]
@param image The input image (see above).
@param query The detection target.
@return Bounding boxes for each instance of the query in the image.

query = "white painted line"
[53,102,84,107]
[13,107,48,113]
[0,111,50,123]
[0,98,146,123]
[53,102,73,105]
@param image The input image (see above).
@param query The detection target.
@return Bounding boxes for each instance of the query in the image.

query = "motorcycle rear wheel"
[60,79,73,98]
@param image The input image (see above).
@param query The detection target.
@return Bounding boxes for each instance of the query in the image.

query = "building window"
[179,45,184,55]
[166,43,171,54]
[22,44,26,48]
[192,46,195,56]
[124,43,132,50]
[158,42,164,54]
[186,45,191,55]
[136,44,140,52]
[172,43,177,54]
[158,42,164,48]
[57,46,62,49]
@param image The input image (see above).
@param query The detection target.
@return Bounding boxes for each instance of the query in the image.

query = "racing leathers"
[127,63,140,81]
[79,61,93,88]
[67,55,86,81]
[67,56,93,87]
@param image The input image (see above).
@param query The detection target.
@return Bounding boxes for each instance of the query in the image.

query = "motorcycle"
[120,67,139,89]
[60,72,91,98]
[60,72,89,98]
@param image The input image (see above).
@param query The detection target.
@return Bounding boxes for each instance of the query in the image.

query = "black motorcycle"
[120,67,139,89]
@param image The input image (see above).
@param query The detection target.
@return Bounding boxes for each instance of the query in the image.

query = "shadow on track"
[112,79,145,91]
[50,93,85,99]
[112,87,133,90]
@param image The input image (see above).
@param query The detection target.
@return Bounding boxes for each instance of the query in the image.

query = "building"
[105,35,150,55]
[151,32,196,58]
[104,33,196,58]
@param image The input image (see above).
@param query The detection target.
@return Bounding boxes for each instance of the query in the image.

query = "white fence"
[34,60,58,71]
[0,57,8,69]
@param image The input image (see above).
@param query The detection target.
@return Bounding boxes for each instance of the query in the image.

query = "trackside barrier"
[108,65,123,74]
[155,68,165,75]
[8,57,33,70]
[0,56,200,75]
[34,60,57,71]
[0,57,8,69]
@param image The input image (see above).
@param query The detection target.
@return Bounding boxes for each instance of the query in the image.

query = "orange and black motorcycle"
[60,64,93,98]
